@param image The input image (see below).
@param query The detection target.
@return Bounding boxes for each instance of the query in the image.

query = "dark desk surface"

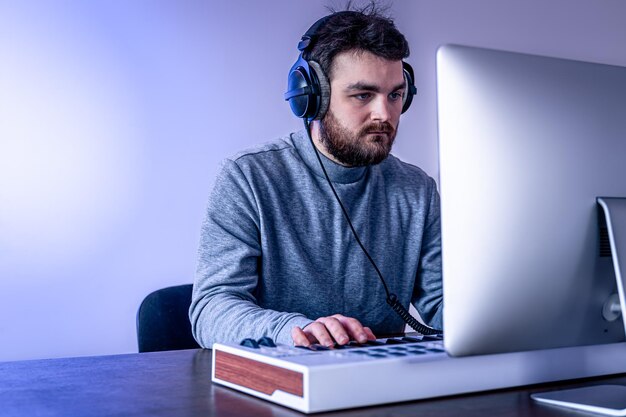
[1,348,625,417]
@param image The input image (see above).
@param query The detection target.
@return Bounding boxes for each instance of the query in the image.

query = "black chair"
[136,284,201,352]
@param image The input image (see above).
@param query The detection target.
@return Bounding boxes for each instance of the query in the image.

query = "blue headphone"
[284,11,417,121]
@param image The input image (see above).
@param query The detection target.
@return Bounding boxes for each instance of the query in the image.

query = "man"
[189,7,442,349]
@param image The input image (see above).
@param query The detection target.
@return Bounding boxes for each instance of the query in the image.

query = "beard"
[318,109,397,167]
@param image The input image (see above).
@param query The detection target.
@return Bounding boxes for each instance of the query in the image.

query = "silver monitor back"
[437,45,626,356]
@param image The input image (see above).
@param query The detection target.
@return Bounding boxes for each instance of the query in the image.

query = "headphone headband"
[297,11,360,53]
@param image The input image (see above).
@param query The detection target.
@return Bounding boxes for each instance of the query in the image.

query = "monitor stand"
[532,197,626,415]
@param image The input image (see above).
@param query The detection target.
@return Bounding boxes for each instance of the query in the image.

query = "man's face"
[319,50,405,167]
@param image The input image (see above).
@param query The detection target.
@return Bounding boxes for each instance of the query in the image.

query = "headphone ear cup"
[401,62,416,114]
[308,61,330,120]
[402,71,410,109]
[285,56,320,119]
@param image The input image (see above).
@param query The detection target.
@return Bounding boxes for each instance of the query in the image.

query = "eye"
[352,93,372,101]
[389,92,404,101]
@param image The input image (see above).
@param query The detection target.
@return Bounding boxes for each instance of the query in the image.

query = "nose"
[370,96,393,122]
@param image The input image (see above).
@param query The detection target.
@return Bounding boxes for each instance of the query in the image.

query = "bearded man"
[190,6,442,349]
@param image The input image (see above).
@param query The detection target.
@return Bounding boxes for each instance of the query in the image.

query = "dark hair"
[305,3,409,80]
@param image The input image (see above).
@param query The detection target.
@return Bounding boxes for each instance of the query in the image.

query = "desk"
[1,348,625,417]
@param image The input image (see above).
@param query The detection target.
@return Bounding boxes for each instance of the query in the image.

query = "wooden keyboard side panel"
[214,350,304,397]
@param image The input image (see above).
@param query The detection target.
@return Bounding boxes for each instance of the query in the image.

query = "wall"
[0,0,625,361]
[392,0,626,182]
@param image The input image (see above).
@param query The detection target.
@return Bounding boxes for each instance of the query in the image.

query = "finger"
[291,326,311,347]
[316,317,350,345]
[363,326,377,340]
[332,315,369,343]
[303,321,335,347]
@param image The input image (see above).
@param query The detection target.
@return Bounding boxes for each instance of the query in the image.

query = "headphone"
[284,11,417,121]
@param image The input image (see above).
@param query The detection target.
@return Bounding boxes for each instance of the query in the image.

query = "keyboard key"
[257,337,276,347]
[421,335,444,342]
[385,338,408,345]
[333,344,354,350]
[240,338,259,349]
[311,344,330,351]
[426,348,446,353]
[402,336,423,343]
[407,346,426,351]
[295,345,327,352]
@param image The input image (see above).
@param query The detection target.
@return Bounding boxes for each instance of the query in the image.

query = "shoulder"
[214,132,305,194]
[227,133,297,168]
[212,132,301,184]
[210,134,299,204]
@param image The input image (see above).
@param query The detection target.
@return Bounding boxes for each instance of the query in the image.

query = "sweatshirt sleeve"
[412,177,443,330]
[189,159,312,348]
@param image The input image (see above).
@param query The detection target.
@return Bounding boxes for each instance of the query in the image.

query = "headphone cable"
[303,120,439,335]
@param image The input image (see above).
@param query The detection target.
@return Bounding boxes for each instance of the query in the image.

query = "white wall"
[1,0,625,361]
[392,0,626,182]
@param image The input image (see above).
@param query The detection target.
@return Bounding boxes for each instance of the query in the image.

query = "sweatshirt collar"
[291,129,368,184]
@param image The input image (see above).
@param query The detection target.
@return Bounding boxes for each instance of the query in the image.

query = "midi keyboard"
[212,333,626,413]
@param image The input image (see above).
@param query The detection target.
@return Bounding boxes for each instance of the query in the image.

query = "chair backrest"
[136,284,201,353]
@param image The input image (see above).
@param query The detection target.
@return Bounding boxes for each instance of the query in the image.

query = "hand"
[291,314,376,347]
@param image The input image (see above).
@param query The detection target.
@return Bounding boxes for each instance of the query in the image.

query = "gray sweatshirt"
[190,130,442,348]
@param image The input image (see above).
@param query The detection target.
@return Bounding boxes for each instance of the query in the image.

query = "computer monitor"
[436,45,626,357]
